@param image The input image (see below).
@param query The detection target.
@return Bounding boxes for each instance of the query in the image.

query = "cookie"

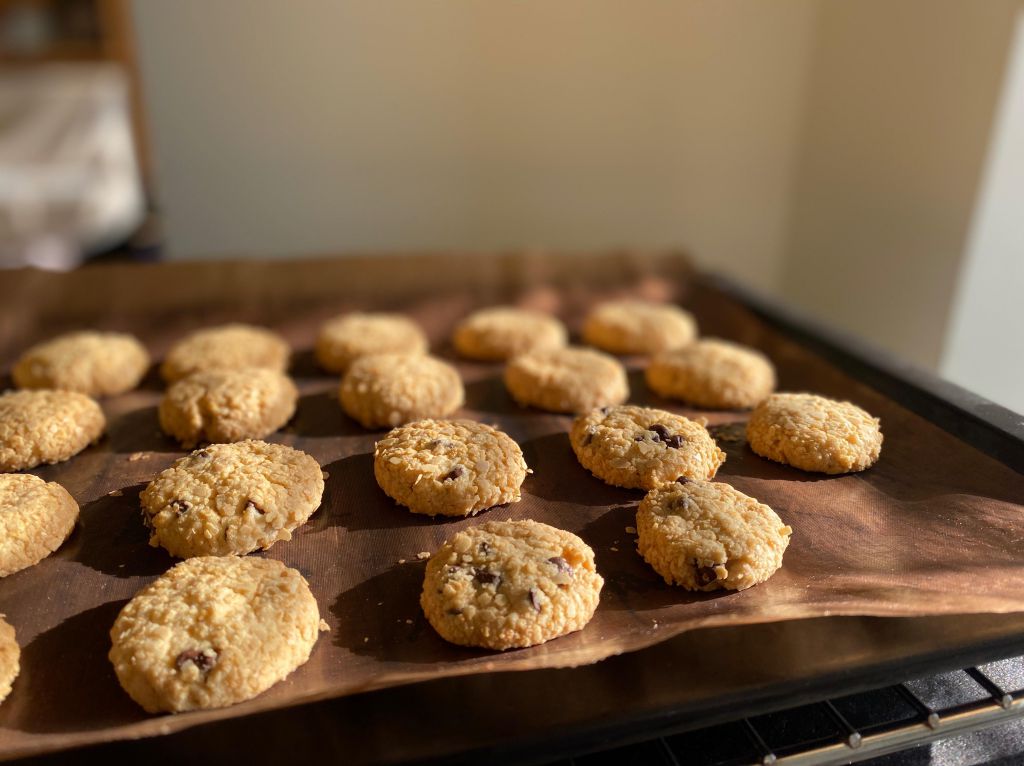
[315,312,428,373]
[109,556,325,713]
[339,353,464,429]
[0,617,18,705]
[504,347,628,414]
[159,368,298,448]
[453,307,568,361]
[570,405,725,489]
[0,390,105,472]
[645,339,776,409]
[746,393,883,474]
[0,474,79,577]
[140,440,324,558]
[374,419,527,517]
[161,324,290,383]
[13,331,149,397]
[636,479,792,590]
[582,300,697,355]
[421,519,603,650]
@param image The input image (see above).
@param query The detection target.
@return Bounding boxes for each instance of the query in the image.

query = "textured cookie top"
[0,474,79,577]
[453,307,568,361]
[421,519,603,650]
[159,368,298,448]
[13,331,150,397]
[645,338,776,409]
[503,347,628,414]
[636,479,792,591]
[0,390,105,472]
[339,353,464,429]
[140,440,324,558]
[315,313,428,373]
[374,419,527,516]
[0,616,18,705]
[109,556,323,713]
[746,393,883,474]
[161,324,290,382]
[570,405,725,489]
[582,300,697,355]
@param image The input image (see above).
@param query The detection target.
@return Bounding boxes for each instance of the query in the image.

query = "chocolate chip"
[599,406,611,415]
[443,465,465,482]
[170,499,191,516]
[528,587,541,611]
[582,427,596,446]
[194,449,211,459]
[676,476,691,485]
[649,423,671,440]
[695,564,718,587]
[245,500,265,515]
[175,648,217,673]
[474,569,501,588]
[446,607,463,616]
[547,556,572,574]
[428,439,455,451]
[664,434,685,449]
[479,541,492,555]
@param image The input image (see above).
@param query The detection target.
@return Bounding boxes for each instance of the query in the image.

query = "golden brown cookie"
[0,474,79,577]
[504,347,628,414]
[453,307,567,361]
[161,324,290,383]
[570,405,725,489]
[0,390,105,472]
[13,331,149,397]
[109,556,325,713]
[746,393,883,474]
[315,312,428,373]
[159,368,298,448]
[421,519,603,650]
[339,353,464,429]
[582,300,697,355]
[636,479,792,590]
[645,339,776,409]
[0,617,19,705]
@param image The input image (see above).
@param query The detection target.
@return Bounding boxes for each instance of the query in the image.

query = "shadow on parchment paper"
[70,483,175,578]
[462,375,514,414]
[319,454,444,531]
[291,391,371,439]
[520,433,641,507]
[106,406,180,455]
[134,363,165,393]
[288,348,326,380]
[329,562,489,664]
[13,600,146,733]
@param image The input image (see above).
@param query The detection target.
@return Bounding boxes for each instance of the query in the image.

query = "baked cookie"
[570,405,725,489]
[315,312,428,373]
[453,307,567,361]
[645,339,776,409]
[582,300,697,355]
[374,419,527,517]
[159,368,298,448]
[0,474,79,576]
[161,324,290,383]
[339,353,464,429]
[0,617,18,705]
[746,393,883,474]
[0,390,105,472]
[636,479,792,590]
[421,519,603,650]
[140,440,324,558]
[109,556,324,713]
[13,331,149,397]
[504,347,628,414]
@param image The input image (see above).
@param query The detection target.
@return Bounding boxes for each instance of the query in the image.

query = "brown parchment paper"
[0,251,1022,760]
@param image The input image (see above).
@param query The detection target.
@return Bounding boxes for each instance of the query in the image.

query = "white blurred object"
[0,64,144,270]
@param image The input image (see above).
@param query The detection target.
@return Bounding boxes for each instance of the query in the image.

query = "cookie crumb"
[625,526,637,534]
[108,489,124,497]
[610,547,619,552]
[322,471,330,480]
[405,619,413,625]
[398,558,406,564]
[363,636,369,643]
[128,451,148,462]
[416,551,430,560]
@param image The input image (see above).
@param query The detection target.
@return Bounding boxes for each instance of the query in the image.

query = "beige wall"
[779,0,1020,369]
[132,0,817,290]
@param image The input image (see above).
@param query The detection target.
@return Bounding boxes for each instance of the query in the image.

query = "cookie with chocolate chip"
[13,331,149,397]
[421,519,603,650]
[109,556,325,713]
[161,324,290,383]
[453,307,568,361]
[570,405,725,490]
[582,299,697,355]
[504,346,628,414]
[140,440,323,558]
[315,312,428,373]
[636,479,792,591]
[0,474,79,577]
[339,353,464,429]
[0,390,105,472]
[0,616,19,705]
[645,338,776,409]
[374,419,527,516]
[159,368,298,448]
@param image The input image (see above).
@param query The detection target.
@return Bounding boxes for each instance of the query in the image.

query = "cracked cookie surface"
[340,353,464,429]
[161,324,290,382]
[140,440,324,558]
[421,519,603,650]
[109,556,324,713]
[0,474,79,577]
[570,405,725,489]
[646,338,776,409]
[582,300,697,355]
[636,479,792,591]
[0,390,105,472]
[453,307,567,361]
[315,313,428,373]
[13,331,149,396]
[504,347,628,414]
